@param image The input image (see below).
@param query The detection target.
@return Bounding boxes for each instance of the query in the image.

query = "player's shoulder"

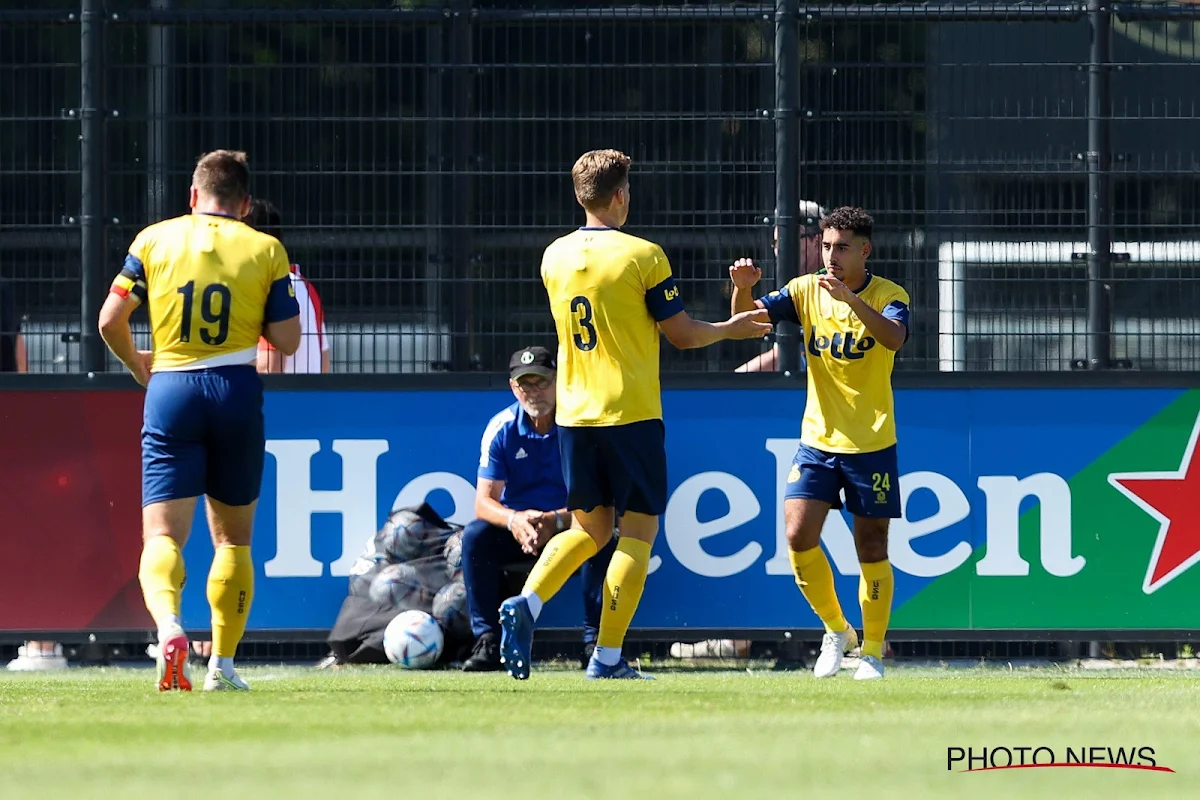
[132,214,188,244]
[542,229,590,254]
[231,221,287,255]
[785,273,819,294]
[481,403,519,445]
[610,230,666,261]
[540,231,578,267]
[867,273,909,302]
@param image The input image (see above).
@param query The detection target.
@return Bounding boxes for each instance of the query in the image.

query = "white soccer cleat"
[813,626,859,678]
[854,654,885,681]
[203,668,250,692]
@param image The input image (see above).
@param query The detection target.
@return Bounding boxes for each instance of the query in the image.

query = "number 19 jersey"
[541,227,684,427]
[112,213,298,372]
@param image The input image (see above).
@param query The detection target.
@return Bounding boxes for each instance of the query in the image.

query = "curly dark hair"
[819,206,874,240]
[243,198,283,244]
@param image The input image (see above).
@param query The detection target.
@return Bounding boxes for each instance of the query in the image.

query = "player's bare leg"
[140,498,197,692]
[852,516,892,680]
[201,497,257,691]
[586,510,656,680]
[500,508,611,679]
[785,498,857,677]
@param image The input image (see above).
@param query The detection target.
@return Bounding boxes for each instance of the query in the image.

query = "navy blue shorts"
[784,442,901,519]
[559,420,668,517]
[141,365,265,507]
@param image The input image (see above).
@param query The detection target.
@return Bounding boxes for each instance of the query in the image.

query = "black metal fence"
[3,1,1200,375]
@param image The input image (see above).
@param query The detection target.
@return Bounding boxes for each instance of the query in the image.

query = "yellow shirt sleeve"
[642,246,685,321]
[641,246,674,291]
[263,239,299,323]
[128,230,152,265]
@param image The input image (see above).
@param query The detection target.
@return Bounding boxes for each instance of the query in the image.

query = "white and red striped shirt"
[258,264,328,373]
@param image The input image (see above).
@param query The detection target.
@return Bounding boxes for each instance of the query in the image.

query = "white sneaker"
[6,644,68,672]
[669,639,751,659]
[203,668,250,691]
[813,626,859,678]
[854,654,885,680]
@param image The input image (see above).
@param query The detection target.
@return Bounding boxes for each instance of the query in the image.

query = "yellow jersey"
[111,213,299,371]
[541,227,685,427]
[761,272,911,453]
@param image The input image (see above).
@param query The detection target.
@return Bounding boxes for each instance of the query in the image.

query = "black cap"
[509,346,556,380]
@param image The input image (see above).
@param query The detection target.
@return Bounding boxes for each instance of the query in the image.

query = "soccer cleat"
[813,626,859,678]
[202,668,250,692]
[156,631,192,692]
[498,596,534,680]
[585,655,655,680]
[854,654,885,681]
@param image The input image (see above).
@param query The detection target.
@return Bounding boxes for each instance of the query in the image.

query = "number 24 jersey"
[111,213,299,372]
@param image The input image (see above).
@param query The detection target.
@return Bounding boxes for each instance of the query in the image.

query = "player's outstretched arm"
[728,257,764,316]
[658,309,772,350]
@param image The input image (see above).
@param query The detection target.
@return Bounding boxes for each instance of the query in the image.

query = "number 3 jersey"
[111,213,299,371]
[760,272,911,454]
[541,227,684,427]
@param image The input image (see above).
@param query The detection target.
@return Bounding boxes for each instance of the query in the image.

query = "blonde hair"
[571,149,631,211]
[192,149,250,207]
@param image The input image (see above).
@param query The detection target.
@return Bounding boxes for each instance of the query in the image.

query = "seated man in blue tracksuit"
[461,345,616,672]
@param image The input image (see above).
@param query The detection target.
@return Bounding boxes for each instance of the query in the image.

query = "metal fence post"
[774,0,801,377]
[1085,0,1114,370]
[147,0,173,223]
[449,0,475,371]
[79,0,107,373]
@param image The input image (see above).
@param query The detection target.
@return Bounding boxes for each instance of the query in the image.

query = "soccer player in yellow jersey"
[498,149,772,680]
[730,206,910,681]
[98,150,301,692]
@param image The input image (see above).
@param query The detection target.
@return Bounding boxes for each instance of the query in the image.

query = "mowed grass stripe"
[1,667,1197,800]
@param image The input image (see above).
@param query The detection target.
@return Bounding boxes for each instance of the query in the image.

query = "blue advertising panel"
[178,388,1184,634]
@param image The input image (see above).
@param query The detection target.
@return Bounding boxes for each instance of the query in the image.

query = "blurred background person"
[245,199,331,375]
[734,199,826,374]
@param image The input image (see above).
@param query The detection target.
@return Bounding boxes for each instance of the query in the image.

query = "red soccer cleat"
[156,633,192,692]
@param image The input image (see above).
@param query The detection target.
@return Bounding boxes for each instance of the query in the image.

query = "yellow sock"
[789,545,849,633]
[524,528,598,603]
[859,559,894,659]
[138,535,185,628]
[207,545,254,659]
[597,537,652,649]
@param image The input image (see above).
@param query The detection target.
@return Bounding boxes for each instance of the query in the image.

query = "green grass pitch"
[3,663,1198,799]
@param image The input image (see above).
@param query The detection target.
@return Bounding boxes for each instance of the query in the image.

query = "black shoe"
[581,642,596,670]
[462,632,502,672]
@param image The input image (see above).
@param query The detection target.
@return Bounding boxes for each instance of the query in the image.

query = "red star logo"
[1108,411,1200,594]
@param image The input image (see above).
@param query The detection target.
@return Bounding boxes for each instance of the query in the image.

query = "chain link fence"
[3,1,1200,375]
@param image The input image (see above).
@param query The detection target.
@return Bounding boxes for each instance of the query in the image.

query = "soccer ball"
[368,562,433,610]
[376,509,441,563]
[432,580,470,642]
[442,529,464,580]
[383,609,444,669]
